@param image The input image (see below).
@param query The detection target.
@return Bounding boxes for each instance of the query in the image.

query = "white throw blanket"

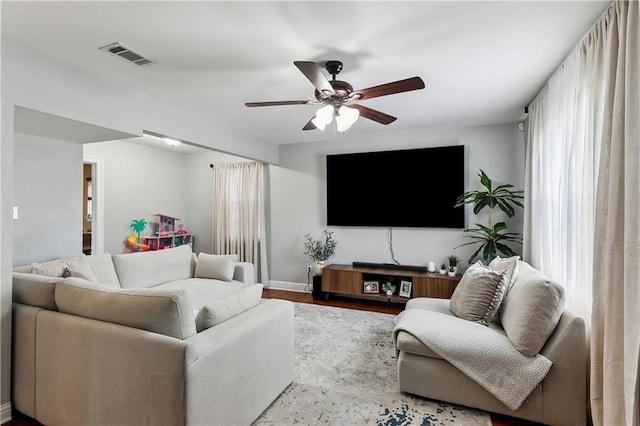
[393,309,552,410]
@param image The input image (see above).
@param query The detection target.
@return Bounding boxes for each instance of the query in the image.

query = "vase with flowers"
[303,229,337,275]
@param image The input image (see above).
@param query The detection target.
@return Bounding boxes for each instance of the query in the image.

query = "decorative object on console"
[439,263,447,275]
[363,281,379,294]
[427,261,436,272]
[399,280,412,298]
[447,254,461,273]
[381,281,396,296]
[454,169,524,264]
[447,265,456,277]
[303,229,337,275]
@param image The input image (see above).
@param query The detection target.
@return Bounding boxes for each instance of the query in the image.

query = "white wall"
[83,141,189,255]
[13,133,84,266]
[0,104,15,421]
[269,123,525,286]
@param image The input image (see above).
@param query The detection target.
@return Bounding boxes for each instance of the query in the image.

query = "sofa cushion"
[195,284,263,331]
[55,278,197,340]
[449,261,507,325]
[500,261,565,356]
[194,253,237,281]
[30,255,97,282]
[112,245,195,289]
[155,278,245,311]
[84,253,121,288]
[12,273,59,311]
[488,255,520,294]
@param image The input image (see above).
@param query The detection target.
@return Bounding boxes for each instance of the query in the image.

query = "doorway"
[83,154,104,255]
[82,163,92,254]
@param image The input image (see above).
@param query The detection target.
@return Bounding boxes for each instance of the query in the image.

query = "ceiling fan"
[245,60,425,132]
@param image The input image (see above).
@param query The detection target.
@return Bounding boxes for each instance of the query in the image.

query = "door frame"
[83,154,104,254]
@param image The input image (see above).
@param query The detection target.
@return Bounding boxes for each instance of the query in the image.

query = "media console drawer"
[321,264,460,302]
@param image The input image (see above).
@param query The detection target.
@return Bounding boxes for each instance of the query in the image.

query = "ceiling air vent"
[99,42,155,66]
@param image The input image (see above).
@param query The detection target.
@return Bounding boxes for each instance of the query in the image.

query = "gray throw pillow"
[194,253,237,281]
[31,255,97,282]
[488,255,520,294]
[449,261,507,325]
[500,262,565,356]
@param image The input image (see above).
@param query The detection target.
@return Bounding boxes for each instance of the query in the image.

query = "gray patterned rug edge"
[254,302,491,426]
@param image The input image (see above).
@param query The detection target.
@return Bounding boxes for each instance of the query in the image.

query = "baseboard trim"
[268,280,308,293]
[0,402,12,424]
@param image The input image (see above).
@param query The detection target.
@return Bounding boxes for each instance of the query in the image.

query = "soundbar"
[352,261,428,273]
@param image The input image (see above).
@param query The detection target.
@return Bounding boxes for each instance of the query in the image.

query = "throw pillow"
[195,284,263,331]
[449,261,508,325]
[499,261,565,356]
[62,266,95,281]
[31,255,97,282]
[194,253,237,281]
[488,255,520,294]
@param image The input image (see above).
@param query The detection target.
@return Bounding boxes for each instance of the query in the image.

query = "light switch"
[12,206,18,220]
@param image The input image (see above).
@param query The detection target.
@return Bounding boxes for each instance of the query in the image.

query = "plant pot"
[314,261,325,276]
[447,271,456,277]
[439,269,447,275]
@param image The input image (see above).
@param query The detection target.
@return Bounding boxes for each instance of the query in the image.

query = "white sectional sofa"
[12,245,295,426]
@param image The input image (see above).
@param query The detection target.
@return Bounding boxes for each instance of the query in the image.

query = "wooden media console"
[321,263,461,303]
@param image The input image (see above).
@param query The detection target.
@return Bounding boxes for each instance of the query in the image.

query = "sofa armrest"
[537,309,587,425]
[233,262,255,285]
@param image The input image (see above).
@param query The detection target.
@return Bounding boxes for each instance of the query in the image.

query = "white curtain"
[525,1,639,425]
[212,162,268,284]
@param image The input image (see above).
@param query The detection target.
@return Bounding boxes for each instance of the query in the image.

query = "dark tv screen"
[326,145,465,228]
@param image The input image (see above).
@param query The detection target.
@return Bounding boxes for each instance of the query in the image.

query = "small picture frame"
[363,281,379,294]
[399,280,412,298]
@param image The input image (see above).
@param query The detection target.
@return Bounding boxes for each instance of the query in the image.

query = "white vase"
[314,261,325,276]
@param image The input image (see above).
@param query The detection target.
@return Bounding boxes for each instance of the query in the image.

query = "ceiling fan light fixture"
[311,104,334,131]
[335,105,359,132]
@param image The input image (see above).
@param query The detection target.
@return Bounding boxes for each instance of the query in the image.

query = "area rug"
[254,302,491,426]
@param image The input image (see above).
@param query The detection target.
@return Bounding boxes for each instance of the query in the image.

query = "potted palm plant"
[454,169,524,264]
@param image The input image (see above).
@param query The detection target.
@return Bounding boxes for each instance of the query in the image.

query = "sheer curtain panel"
[525,1,639,425]
[212,162,268,284]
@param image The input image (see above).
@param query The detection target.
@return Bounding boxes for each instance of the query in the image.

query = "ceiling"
[2,1,611,147]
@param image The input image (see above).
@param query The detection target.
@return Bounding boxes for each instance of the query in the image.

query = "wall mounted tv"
[326,145,465,228]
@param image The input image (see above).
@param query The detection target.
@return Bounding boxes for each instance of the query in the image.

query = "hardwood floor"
[7,288,541,426]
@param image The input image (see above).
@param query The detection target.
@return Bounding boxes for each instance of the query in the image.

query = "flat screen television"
[326,145,465,228]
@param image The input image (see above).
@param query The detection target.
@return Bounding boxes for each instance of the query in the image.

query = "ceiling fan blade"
[302,119,317,131]
[351,104,397,125]
[245,100,316,107]
[353,77,425,101]
[294,61,335,96]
